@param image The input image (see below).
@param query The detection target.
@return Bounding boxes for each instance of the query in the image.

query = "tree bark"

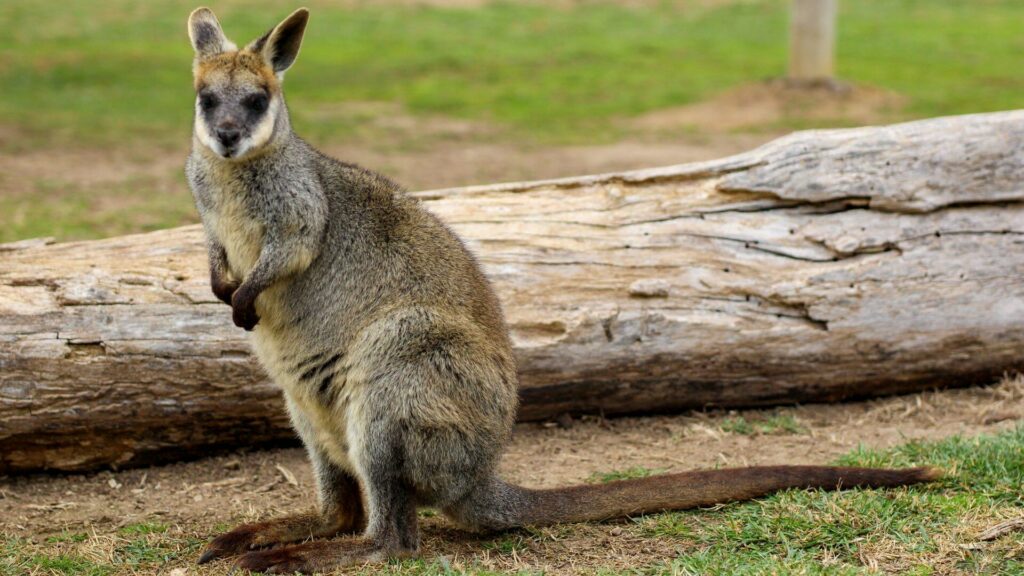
[2,111,1023,474]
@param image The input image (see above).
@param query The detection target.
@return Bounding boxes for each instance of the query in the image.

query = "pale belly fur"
[252,326,363,474]
[210,211,263,280]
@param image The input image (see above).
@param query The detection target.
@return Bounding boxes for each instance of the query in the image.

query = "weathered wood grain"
[2,111,1023,473]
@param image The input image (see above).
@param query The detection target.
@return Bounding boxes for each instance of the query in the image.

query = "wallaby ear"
[249,8,309,75]
[188,7,236,57]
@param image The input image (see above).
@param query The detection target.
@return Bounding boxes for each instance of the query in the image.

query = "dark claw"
[197,548,218,565]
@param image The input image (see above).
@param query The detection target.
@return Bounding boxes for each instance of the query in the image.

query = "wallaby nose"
[216,127,241,148]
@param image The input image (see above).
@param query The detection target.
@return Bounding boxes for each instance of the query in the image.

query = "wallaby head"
[186,7,308,160]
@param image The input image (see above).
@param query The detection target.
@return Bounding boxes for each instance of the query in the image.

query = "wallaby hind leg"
[198,449,365,564]
[234,430,419,574]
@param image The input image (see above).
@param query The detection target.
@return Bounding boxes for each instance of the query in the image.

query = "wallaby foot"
[236,439,422,573]
[234,536,416,574]
[198,510,360,564]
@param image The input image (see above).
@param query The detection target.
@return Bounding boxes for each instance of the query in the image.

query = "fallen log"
[2,111,1023,474]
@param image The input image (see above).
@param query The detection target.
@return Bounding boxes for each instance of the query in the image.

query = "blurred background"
[0,0,1021,244]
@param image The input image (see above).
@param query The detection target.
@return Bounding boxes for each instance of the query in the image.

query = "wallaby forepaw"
[211,278,239,306]
[231,289,260,331]
[233,304,260,331]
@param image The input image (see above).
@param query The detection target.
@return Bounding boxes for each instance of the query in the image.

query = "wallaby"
[185,7,940,574]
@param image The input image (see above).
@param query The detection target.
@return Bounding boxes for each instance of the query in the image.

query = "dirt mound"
[633,80,908,134]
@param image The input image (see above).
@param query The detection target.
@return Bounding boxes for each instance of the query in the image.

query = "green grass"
[4,0,1024,245]
[838,0,1024,120]
[482,533,530,556]
[588,466,667,484]
[113,538,179,566]
[719,412,807,436]
[0,175,198,243]
[631,425,1024,575]
[1,0,1023,150]
[1,528,204,576]
[22,554,112,576]
[115,522,168,537]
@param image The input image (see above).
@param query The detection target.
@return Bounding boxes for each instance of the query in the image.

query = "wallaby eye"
[244,93,269,114]
[199,93,219,111]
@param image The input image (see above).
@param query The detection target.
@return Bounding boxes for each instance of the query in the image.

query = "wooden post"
[789,0,837,82]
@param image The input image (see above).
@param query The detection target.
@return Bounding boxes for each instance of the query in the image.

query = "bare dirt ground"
[631,80,907,134]
[2,377,1021,574]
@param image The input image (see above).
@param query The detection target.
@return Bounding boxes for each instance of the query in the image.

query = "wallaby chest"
[188,157,268,278]
[253,331,363,472]
[209,180,265,278]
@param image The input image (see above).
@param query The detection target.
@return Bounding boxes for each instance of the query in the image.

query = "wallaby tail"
[448,465,941,531]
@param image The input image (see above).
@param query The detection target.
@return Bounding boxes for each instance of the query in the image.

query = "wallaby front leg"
[208,242,238,306]
[232,239,315,330]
